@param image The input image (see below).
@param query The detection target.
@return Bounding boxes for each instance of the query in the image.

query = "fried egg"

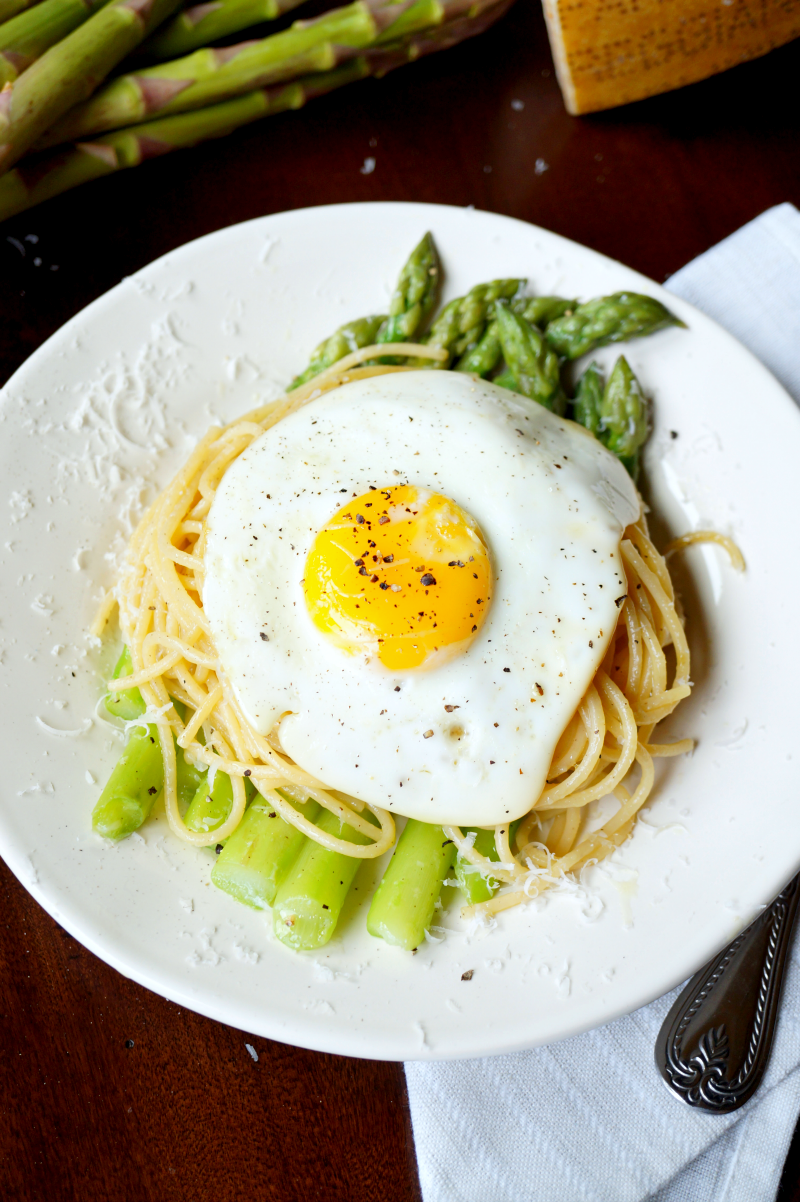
[202,371,639,826]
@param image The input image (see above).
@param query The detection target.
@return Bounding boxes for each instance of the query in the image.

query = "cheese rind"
[542,0,800,115]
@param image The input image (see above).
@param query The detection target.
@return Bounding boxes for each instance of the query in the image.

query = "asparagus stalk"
[545,291,685,361]
[36,0,456,148]
[0,0,184,173]
[0,0,44,25]
[454,826,501,905]
[105,645,145,720]
[0,0,513,222]
[572,360,604,438]
[289,313,386,390]
[92,723,163,840]
[183,768,256,835]
[367,819,456,950]
[375,229,440,347]
[144,0,307,62]
[273,805,375,951]
[211,791,321,908]
[571,356,649,480]
[517,295,576,327]
[494,301,566,414]
[411,278,524,367]
[0,0,113,88]
[598,355,649,479]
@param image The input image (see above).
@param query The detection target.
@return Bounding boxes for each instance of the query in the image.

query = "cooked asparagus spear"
[144,0,307,61]
[273,805,374,950]
[545,291,685,360]
[375,230,440,346]
[289,314,387,390]
[411,278,523,367]
[37,0,434,147]
[92,723,163,840]
[571,356,649,480]
[454,295,575,376]
[494,301,566,414]
[516,295,576,327]
[183,768,256,836]
[0,0,112,88]
[598,355,649,479]
[105,645,144,720]
[211,791,321,908]
[572,360,604,438]
[454,826,501,905]
[366,819,456,950]
[0,0,512,222]
[0,0,185,173]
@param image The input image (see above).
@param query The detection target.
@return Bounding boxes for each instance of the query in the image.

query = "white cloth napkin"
[405,203,800,1202]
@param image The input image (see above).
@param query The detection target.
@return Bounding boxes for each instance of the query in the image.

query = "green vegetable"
[376,231,441,347]
[37,0,423,147]
[0,0,184,174]
[144,0,307,62]
[572,360,604,438]
[289,314,386,390]
[455,827,501,905]
[105,645,144,721]
[545,291,685,361]
[211,791,321,908]
[183,768,257,837]
[367,819,456,950]
[0,0,112,89]
[454,319,502,376]
[91,723,163,840]
[272,805,375,950]
[494,301,566,414]
[515,295,576,328]
[599,355,649,480]
[411,278,523,367]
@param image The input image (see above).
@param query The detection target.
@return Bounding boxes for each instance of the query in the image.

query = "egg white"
[202,372,639,826]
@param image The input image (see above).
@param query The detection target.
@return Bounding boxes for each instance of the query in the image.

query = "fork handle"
[654,873,800,1113]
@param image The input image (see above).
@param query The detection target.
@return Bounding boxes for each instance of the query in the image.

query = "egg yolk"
[304,484,492,670]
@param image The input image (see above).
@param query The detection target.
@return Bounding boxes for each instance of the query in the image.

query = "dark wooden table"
[1,3,799,1198]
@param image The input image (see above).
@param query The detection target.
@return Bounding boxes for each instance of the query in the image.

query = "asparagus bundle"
[144,0,308,61]
[0,0,113,88]
[0,0,512,221]
[0,0,184,173]
[36,0,466,148]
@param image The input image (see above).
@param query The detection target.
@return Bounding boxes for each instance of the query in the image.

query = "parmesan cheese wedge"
[542,0,800,114]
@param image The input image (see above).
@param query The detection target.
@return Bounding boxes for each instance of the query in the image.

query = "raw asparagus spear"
[0,0,43,25]
[367,819,456,950]
[571,360,604,438]
[0,0,184,173]
[0,0,512,222]
[91,723,163,840]
[273,805,374,950]
[0,0,112,88]
[375,231,441,346]
[454,827,501,905]
[494,301,566,414]
[289,314,387,390]
[144,0,306,61]
[545,291,685,360]
[411,278,523,367]
[37,0,431,147]
[211,791,321,908]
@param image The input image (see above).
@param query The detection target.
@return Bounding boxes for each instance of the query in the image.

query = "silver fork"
[654,874,800,1113]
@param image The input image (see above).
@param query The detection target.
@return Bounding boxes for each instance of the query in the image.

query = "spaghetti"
[101,340,715,917]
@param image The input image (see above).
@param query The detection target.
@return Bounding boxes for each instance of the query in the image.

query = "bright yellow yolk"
[304,484,492,670]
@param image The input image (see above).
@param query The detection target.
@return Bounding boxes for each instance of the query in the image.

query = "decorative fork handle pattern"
[654,873,800,1113]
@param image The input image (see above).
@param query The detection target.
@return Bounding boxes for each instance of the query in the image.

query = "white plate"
[2,202,798,1061]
